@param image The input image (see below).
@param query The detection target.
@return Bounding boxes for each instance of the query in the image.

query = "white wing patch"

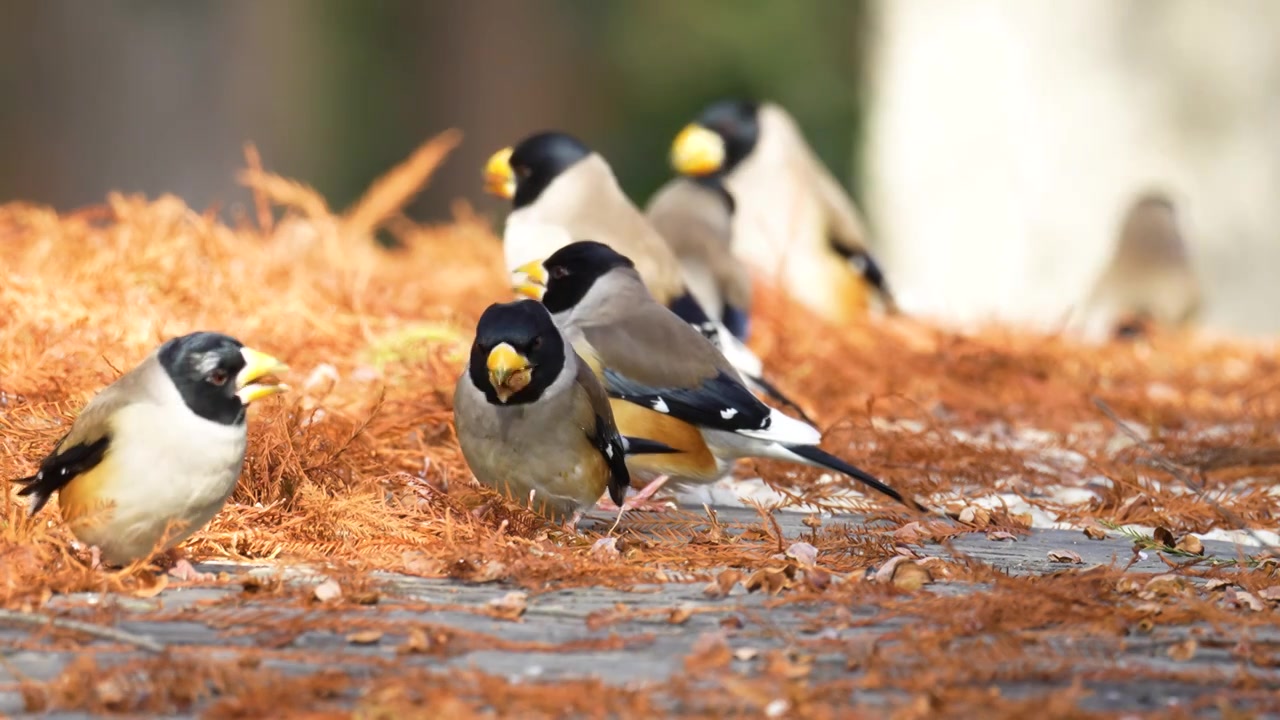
[736,408,822,445]
[651,397,670,414]
[720,408,738,419]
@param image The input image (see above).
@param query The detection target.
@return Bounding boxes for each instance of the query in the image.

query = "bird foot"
[88,546,103,571]
[607,476,674,533]
[167,558,215,583]
[560,510,583,534]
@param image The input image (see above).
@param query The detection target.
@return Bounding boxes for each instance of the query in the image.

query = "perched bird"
[453,299,675,528]
[512,241,918,511]
[644,175,753,341]
[671,99,900,323]
[483,131,808,420]
[14,332,288,578]
[1078,191,1202,341]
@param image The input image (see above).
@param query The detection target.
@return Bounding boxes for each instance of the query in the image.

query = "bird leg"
[561,510,583,534]
[608,475,674,534]
[167,558,215,583]
[88,546,102,571]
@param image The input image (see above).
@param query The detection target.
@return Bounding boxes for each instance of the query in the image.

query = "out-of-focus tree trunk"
[863,0,1280,336]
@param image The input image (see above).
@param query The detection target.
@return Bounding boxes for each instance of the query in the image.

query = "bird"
[511,240,920,512]
[453,299,677,529]
[13,332,289,579]
[483,130,810,421]
[1077,190,1202,341]
[670,99,900,324]
[644,174,753,341]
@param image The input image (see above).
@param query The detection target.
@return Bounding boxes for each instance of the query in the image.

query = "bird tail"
[780,443,922,511]
[622,437,681,456]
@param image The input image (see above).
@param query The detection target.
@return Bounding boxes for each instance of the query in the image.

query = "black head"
[468,300,567,406]
[508,131,592,210]
[539,241,636,315]
[157,332,250,426]
[695,99,761,174]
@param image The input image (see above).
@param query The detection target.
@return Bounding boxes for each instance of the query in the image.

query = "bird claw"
[88,546,102,571]
[167,558,214,583]
[560,510,583,534]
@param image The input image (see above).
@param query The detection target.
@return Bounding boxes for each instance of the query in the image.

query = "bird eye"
[550,266,570,280]
[515,165,531,179]
[530,336,543,351]
[208,368,230,386]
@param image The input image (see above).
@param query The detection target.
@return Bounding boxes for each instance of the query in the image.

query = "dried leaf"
[763,650,813,680]
[784,541,818,568]
[132,573,168,599]
[399,628,432,655]
[720,616,745,631]
[1175,534,1204,556]
[486,591,528,620]
[1047,549,1083,564]
[893,521,928,544]
[1167,638,1197,661]
[802,514,822,530]
[958,505,991,527]
[1257,586,1280,602]
[684,632,732,673]
[733,648,759,662]
[1083,525,1108,540]
[349,590,380,606]
[590,536,620,559]
[875,556,931,591]
[1142,574,1187,598]
[313,578,342,602]
[668,606,693,625]
[1204,579,1235,592]
[1153,526,1177,550]
[1225,587,1265,612]
[1010,512,1034,529]
[743,566,793,595]
[986,531,1017,542]
[346,630,383,645]
[704,569,742,599]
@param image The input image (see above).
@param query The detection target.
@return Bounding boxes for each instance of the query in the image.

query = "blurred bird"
[671,99,900,323]
[645,175,753,341]
[14,332,288,578]
[512,241,919,512]
[484,130,808,419]
[453,300,676,528]
[1078,191,1202,341]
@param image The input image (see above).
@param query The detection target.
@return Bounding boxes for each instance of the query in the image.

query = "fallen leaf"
[590,537,620,559]
[450,559,507,584]
[668,606,693,625]
[241,574,282,595]
[1083,526,1108,541]
[744,566,793,595]
[1153,526,1177,550]
[487,591,528,620]
[765,699,791,718]
[346,630,383,645]
[1257,586,1280,602]
[350,591,380,606]
[1205,579,1235,592]
[1141,574,1186,598]
[684,632,732,673]
[958,506,991,527]
[1225,587,1265,612]
[1010,513,1034,529]
[785,541,819,568]
[804,567,833,591]
[313,578,342,602]
[1175,535,1204,556]
[733,647,759,661]
[802,514,822,530]
[401,551,446,577]
[703,569,742,599]
[1167,638,1197,661]
[133,573,169,599]
[763,650,812,680]
[986,531,1017,542]
[1134,602,1163,615]
[399,628,432,655]
[720,615,745,630]
[893,522,928,544]
[875,556,931,591]
[1047,549,1083,564]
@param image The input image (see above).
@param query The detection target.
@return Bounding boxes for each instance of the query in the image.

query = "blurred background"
[1,0,1276,336]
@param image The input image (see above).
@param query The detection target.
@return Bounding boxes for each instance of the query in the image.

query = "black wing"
[14,435,111,515]
[604,367,772,435]
[592,414,631,506]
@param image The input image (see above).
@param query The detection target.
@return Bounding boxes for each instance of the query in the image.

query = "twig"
[1092,397,1275,553]
[0,608,166,654]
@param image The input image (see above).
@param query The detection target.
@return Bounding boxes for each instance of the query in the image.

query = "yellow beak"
[235,347,289,404]
[511,259,548,301]
[484,147,516,200]
[486,342,531,402]
[671,124,726,177]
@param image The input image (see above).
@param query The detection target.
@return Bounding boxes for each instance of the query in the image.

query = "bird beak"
[671,124,726,176]
[235,347,289,404]
[486,342,531,402]
[484,147,516,200]
[511,259,548,301]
